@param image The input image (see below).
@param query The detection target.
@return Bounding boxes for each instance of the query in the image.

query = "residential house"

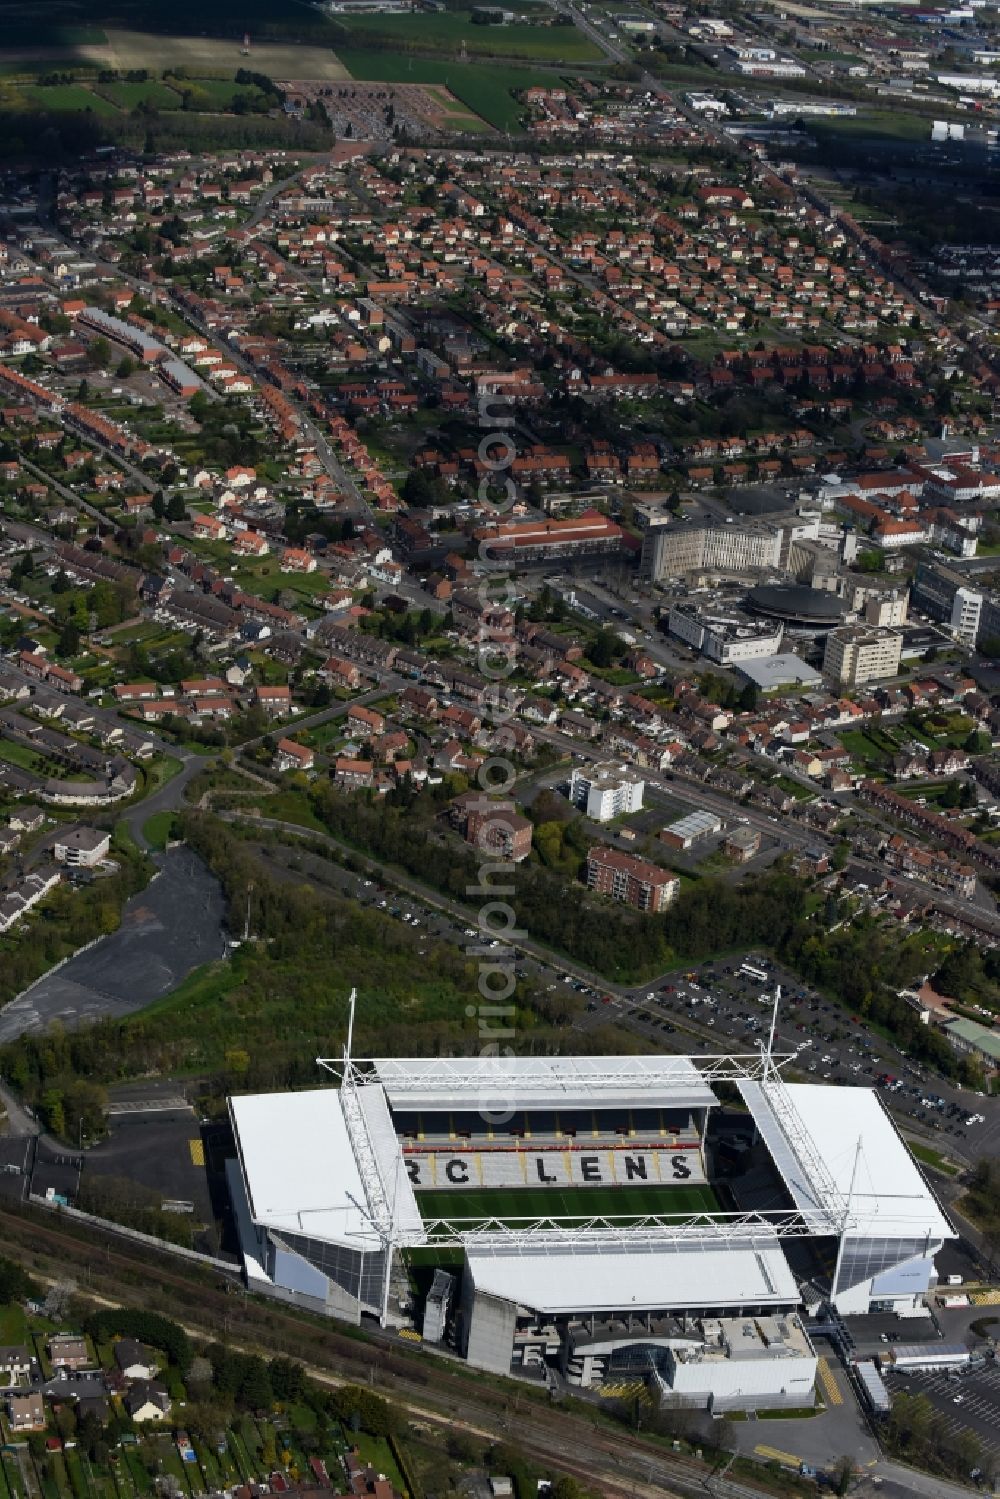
[274,739,315,773]
[114,1339,158,1381]
[7,1393,44,1431]
[124,1381,171,1423]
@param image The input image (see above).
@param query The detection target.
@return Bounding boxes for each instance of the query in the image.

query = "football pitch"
[416,1182,720,1232]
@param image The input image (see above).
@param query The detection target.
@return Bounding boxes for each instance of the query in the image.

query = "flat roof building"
[823,625,902,688]
[569,761,644,822]
[660,810,723,850]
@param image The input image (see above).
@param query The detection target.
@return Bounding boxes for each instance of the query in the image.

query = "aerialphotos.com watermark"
[467,389,523,1128]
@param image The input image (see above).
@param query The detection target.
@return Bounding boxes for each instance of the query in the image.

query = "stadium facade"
[226,1043,953,1410]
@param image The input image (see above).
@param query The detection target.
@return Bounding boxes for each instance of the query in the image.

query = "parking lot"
[883,1359,1000,1464]
[255,838,994,1164]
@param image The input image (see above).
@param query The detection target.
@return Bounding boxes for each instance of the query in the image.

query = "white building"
[668,604,783,665]
[657,1314,817,1411]
[226,1050,953,1396]
[568,762,644,821]
[950,586,984,646]
[823,625,902,687]
[53,827,111,867]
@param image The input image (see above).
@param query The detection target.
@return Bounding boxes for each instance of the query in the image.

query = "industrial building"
[660,810,723,850]
[226,1035,954,1408]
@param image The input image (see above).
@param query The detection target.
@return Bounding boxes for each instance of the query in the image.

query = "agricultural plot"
[89,30,349,81]
[334,11,602,63]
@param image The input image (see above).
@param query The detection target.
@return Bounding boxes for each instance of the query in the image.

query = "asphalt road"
[0,845,227,1042]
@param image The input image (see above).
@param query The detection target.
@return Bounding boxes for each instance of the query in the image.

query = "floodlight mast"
[765,984,781,1077]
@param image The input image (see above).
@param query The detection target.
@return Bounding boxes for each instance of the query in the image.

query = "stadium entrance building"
[227,1042,953,1405]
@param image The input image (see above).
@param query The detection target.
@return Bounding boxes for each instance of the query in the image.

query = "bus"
[740,964,768,983]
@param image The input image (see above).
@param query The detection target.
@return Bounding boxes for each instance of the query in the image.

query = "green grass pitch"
[415,1182,720,1234]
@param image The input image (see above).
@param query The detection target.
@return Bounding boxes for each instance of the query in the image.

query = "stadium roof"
[229,1087,423,1249]
[465,1235,797,1314]
[369,1055,718,1113]
[738,1082,953,1242]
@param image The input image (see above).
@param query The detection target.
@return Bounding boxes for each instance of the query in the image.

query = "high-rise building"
[822,625,902,687]
[569,762,644,821]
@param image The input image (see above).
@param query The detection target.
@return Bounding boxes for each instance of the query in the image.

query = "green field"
[337,48,553,129]
[176,77,267,106]
[335,11,601,62]
[97,79,183,110]
[416,1181,719,1231]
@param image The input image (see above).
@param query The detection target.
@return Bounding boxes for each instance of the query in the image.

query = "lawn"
[0,739,43,772]
[351,1435,407,1496]
[415,1180,719,1231]
[175,78,267,107]
[137,958,239,1021]
[21,83,120,114]
[838,727,894,770]
[142,810,176,851]
[809,111,937,143]
[335,11,601,61]
[906,1139,959,1176]
[336,49,552,129]
[140,755,184,798]
[0,1304,26,1344]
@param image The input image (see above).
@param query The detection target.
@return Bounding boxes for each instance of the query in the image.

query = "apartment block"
[586,846,678,913]
[822,625,902,687]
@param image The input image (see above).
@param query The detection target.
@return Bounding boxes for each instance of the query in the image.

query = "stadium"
[226,1024,953,1410]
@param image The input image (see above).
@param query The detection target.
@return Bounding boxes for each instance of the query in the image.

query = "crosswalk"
[753,1444,800,1467]
[817,1356,843,1407]
[599,1380,651,1402]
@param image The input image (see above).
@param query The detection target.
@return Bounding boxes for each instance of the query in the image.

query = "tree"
[151,491,166,520]
[88,337,112,371]
[57,620,81,657]
[238,1356,273,1412]
[116,355,137,380]
[166,494,187,522]
[588,629,620,669]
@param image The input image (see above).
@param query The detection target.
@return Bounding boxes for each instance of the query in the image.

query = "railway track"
[0,1202,780,1499]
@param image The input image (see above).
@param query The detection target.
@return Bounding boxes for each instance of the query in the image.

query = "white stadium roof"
[739,1082,953,1242]
[229,1087,423,1249]
[466,1235,797,1314]
[369,1054,718,1113]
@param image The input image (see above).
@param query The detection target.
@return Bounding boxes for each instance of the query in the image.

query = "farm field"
[333,11,602,63]
[416,1181,720,1231]
[0,28,350,81]
[336,49,553,129]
